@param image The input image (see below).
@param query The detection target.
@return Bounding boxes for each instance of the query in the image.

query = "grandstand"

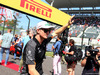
[45,0,100,47]
[46,0,100,17]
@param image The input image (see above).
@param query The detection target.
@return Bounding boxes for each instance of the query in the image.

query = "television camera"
[85,46,99,58]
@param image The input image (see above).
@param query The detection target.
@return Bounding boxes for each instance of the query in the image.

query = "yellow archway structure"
[0,0,71,26]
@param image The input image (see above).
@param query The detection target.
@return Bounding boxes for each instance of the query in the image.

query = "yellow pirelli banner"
[0,0,71,26]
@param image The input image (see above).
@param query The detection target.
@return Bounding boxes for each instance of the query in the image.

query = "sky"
[17,0,50,30]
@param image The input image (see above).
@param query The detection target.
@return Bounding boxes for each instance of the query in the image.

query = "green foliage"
[0,26,10,31]
[18,26,23,30]
[5,19,15,27]
[0,20,3,23]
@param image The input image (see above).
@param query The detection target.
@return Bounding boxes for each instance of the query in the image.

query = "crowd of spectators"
[73,16,100,26]
[68,16,100,38]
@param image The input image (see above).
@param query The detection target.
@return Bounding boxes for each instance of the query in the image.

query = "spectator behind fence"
[0,29,13,66]
[21,15,74,75]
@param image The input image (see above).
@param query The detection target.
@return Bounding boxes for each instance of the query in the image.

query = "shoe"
[18,70,20,72]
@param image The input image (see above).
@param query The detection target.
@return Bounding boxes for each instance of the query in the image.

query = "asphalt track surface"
[0,53,87,75]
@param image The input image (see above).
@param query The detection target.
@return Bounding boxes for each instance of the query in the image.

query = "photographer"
[81,46,100,75]
[63,39,77,75]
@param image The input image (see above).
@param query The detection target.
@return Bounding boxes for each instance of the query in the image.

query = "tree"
[19,26,23,30]
[0,6,22,29]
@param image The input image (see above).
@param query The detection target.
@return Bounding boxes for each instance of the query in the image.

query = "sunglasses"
[41,29,51,33]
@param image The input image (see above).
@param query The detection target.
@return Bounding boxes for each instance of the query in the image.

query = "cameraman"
[81,46,100,75]
[63,39,77,75]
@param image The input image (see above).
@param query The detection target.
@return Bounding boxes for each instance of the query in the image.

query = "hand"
[62,51,66,54]
[86,51,91,56]
[67,15,75,26]
[97,52,100,56]
[96,53,100,60]
[96,55,99,60]
[12,45,15,47]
